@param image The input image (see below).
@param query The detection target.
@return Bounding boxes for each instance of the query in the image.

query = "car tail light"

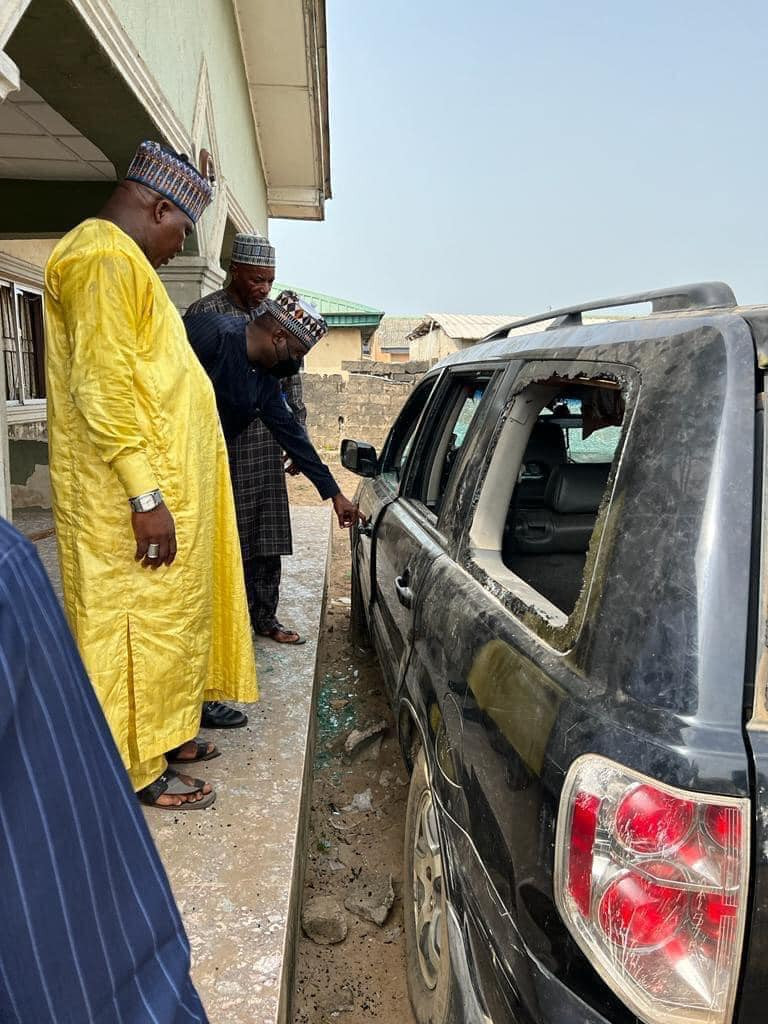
[555,755,749,1024]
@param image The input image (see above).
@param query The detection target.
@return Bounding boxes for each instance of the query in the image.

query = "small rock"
[344,720,388,757]
[301,896,348,945]
[379,769,393,787]
[383,926,402,944]
[337,844,358,868]
[334,986,355,1010]
[356,735,383,763]
[344,871,395,926]
[344,788,373,813]
[329,698,350,711]
[334,596,352,607]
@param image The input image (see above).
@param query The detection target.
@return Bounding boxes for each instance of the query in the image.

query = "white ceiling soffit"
[233,0,330,221]
[0,81,115,181]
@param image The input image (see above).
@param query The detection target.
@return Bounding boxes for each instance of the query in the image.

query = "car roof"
[425,282,768,373]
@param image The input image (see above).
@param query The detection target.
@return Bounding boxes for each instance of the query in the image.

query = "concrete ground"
[18,504,332,1024]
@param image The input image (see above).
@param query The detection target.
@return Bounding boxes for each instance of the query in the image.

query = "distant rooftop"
[406,313,522,342]
[406,311,621,342]
[271,283,384,333]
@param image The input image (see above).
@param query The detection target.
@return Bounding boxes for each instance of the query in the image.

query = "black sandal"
[137,768,216,810]
[201,701,248,729]
[166,738,221,764]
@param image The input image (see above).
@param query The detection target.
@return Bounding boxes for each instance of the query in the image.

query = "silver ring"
[147,543,160,559]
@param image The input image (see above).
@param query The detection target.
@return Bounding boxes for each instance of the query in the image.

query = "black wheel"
[404,749,461,1024]
[349,558,371,647]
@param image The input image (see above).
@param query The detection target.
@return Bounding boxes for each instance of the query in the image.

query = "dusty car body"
[341,283,768,1024]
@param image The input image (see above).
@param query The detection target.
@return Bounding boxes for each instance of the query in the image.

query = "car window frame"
[398,364,505,527]
[377,371,444,492]
[457,356,640,653]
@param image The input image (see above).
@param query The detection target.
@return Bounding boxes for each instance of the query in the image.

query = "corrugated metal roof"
[406,312,618,342]
[271,283,383,318]
[406,314,522,341]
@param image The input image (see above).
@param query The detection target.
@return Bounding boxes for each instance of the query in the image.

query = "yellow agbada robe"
[44,219,258,788]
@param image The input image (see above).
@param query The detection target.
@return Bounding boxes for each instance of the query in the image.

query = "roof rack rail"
[484,282,737,341]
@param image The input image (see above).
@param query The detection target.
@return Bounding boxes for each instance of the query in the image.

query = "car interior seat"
[503,463,611,614]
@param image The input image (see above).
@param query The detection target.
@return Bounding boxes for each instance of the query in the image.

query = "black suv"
[340,284,768,1024]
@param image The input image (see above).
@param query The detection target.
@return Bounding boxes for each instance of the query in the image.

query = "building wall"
[10,435,50,508]
[303,325,361,375]
[409,327,457,363]
[108,0,268,231]
[1,238,56,269]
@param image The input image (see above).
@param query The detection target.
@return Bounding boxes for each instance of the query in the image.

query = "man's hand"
[132,504,177,569]
[283,455,301,477]
[332,492,363,529]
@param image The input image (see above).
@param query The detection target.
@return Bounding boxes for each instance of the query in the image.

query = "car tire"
[349,558,370,647]
[404,749,461,1024]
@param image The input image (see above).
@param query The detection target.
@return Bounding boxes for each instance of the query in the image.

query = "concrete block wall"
[302,364,427,452]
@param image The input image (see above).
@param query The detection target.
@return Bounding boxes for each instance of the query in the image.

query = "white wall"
[107,0,268,234]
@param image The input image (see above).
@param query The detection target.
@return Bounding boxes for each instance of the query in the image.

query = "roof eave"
[232,0,331,222]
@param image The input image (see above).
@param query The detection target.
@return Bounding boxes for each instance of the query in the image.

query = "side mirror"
[340,439,378,478]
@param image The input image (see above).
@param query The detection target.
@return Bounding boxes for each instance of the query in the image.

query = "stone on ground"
[302,896,349,945]
[344,871,395,927]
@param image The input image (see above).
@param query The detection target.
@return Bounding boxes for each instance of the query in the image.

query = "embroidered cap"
[263,290,327,351]
[125,140,213,223]
[231,232,276,268]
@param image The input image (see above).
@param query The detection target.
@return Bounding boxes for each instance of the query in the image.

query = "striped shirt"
[0,518,207,1024]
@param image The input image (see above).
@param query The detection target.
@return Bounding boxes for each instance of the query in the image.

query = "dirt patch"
[287,463,416,1024]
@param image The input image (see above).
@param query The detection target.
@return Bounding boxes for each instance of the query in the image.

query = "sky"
[269,0,768,316]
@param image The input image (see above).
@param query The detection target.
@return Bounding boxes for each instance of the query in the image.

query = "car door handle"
[394,573,413,608]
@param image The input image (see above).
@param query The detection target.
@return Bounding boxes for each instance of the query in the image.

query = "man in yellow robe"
[44,141,257,809]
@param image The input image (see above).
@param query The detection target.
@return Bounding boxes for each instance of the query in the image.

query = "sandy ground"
[287,464,417,1024]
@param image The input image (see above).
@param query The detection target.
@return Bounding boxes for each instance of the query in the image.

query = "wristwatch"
[129,488,164,513]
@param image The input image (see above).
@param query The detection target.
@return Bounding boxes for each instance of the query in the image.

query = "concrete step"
[147,506,332,1023]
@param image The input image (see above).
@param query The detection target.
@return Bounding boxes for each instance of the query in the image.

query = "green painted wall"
[108,0,268,231]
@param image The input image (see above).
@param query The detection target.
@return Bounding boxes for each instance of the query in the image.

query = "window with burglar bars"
[0,281,45,403]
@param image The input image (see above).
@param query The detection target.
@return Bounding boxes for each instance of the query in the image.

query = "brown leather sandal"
[137,768,216,810]
[260,624,307,645]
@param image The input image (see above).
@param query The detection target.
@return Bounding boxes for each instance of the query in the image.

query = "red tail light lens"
[555,755,749,1024]
[599,873,687,949]
[704,805,743,851]
[569,792,600,915]
[616,784,696,853]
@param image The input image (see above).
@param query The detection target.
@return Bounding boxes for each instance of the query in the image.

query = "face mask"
[267,356,302,379]
[267,335,302,379]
